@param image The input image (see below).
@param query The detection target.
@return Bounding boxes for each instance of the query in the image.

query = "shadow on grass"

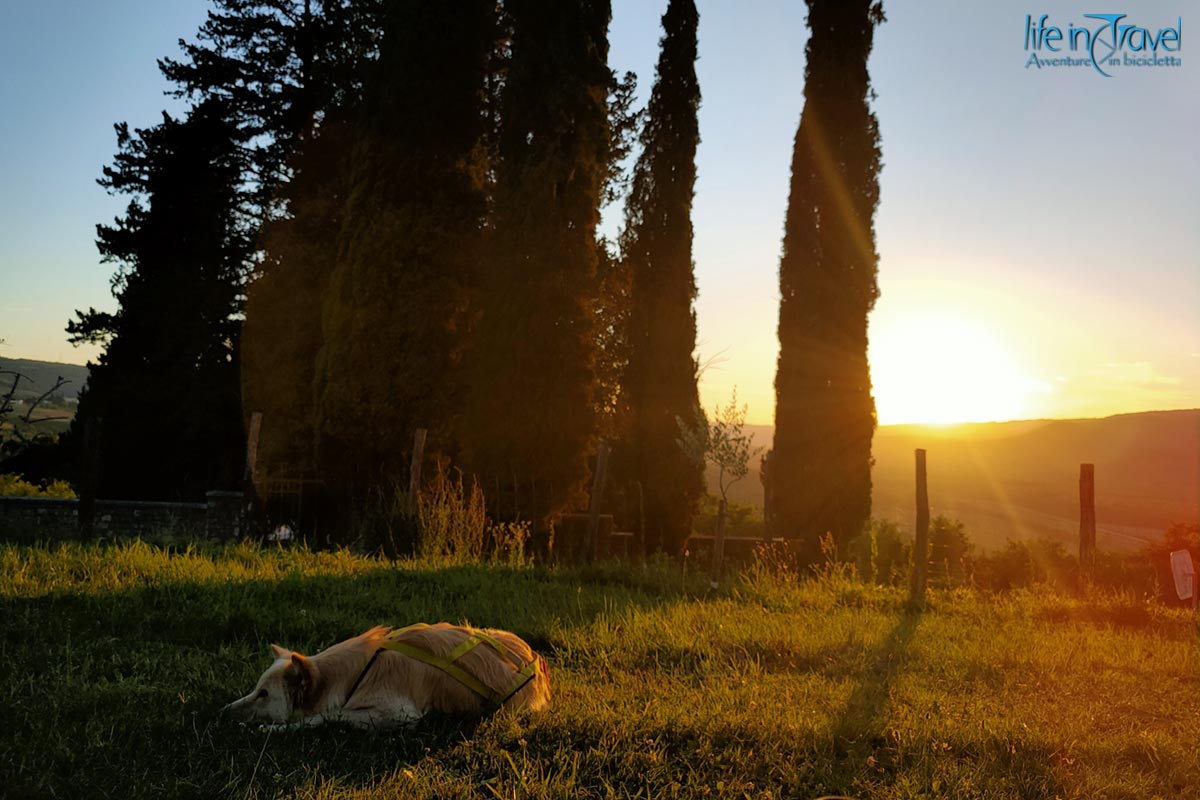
[825,607,1071,799]
[829,608,922,755]
[0,559,690,798]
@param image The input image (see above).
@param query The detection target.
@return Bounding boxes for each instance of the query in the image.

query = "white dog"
[224,622,551,729]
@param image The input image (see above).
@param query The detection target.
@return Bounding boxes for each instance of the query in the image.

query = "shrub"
[1143,522,1200,604]
[928,515,973,587]
[353,480,419,559]
[846,518,911,585]
[0,474,75,498]
[972,538,1078,593]
[692,494,765,539]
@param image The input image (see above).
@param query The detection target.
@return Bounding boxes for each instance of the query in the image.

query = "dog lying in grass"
[224,622,550,729]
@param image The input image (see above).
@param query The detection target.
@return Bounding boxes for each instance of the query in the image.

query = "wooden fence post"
[244,411,262,483]
[242,411,264,538]
[909,448,930,605]
[635,480,646,561]
[1079,463,1096,585]
[711,497,728,589]
[406,428,427,515]
[586,442,610,561]
[761,449,775,536]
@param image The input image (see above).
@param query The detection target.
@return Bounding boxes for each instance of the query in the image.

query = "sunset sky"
[1,0,1196,426]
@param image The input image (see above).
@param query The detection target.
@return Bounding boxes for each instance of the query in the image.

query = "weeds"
[418,464,488,563]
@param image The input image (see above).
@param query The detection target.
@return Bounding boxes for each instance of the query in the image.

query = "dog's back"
[362,623,551,715]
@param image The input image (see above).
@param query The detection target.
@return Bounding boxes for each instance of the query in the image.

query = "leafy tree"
[618,0,704,555]
[68,100,251,499]
[461,0,613,530]
[312,0,495,495]
[773,0,885,563]
[678,387,761,507]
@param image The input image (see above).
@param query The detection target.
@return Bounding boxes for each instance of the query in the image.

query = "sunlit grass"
[1,541,1196,799]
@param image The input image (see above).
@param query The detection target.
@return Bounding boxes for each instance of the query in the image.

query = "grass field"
[1,542,1197,799]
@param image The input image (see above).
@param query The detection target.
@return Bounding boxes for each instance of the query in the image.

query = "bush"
[0,473,75,498]
[846,518,911,585]
[1143,522,1200,605]
[972,538,1078,593]
[929,515,972,587]
[1093,550,1156,595]
[353,480,420,559]
[692,494,765,539]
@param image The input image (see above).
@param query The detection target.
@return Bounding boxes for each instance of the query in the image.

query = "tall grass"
[352,465,532,566]
[416,464,487,561]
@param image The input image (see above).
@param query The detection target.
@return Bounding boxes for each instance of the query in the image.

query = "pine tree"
[773,0,885,562]
[462,0,613,529]
[71,1,386,498]
[618,0,704,555]
[68,100,251,499]
[311,0,494,495]
[159,0,385,215]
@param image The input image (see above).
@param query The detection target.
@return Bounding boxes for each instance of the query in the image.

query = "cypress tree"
[311,0,494,494]
[241,116,355,480]
[619,0,703,555]
[462,0,613,529]
[773,0,885,562]
[68,100,251,499]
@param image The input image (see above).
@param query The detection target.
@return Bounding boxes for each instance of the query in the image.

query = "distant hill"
[0,358,89,402]
[707,410,1200,553]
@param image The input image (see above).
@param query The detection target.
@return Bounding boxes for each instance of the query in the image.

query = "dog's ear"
[285,652,320,712]
[270,643,290,661]
[289,652,316,688]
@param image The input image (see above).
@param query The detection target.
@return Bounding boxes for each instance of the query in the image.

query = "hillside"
[0,358,89,402]
[709,410,1200,552]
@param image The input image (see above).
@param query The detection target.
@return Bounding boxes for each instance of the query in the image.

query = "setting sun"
[870,315,1035,426]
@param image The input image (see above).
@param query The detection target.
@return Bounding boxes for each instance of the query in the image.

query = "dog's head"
[223,644,319,724]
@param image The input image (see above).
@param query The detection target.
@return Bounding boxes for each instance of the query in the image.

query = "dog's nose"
[222,696,251,718]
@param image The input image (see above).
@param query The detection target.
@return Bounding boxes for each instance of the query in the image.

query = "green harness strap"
[378,624,541,710]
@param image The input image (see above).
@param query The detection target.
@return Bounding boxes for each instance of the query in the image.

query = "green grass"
[1,541,1197,799]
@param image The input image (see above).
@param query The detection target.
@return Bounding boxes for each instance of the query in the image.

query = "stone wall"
[0,492,246,543]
